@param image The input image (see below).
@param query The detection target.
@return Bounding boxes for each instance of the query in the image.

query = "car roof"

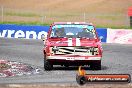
[53,22,93,25]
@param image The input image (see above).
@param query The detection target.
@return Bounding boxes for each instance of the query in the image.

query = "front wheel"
[90,60,101,70]
[44,59,53,71]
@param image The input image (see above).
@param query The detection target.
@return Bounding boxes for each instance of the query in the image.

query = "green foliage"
[96,25,132,29]
[0,21,50,26]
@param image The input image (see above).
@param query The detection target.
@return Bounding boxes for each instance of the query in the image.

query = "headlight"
[90,47,99,55]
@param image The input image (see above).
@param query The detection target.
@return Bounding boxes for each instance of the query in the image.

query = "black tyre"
[90,60,101,70]
[76,75,87,85]
[64,64,69,68]
[128,74,131,83]
[44,59,53,71]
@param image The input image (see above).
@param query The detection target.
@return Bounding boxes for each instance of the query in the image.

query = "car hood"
[46,38,100,47]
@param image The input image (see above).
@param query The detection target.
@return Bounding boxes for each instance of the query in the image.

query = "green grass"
[96,25,132,29]
[0,21,131,29]
[0,21,50,26]
[1,11,131,29]
[1,0,132,29]
[5,12,40,17]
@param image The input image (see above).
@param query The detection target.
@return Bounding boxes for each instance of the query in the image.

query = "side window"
[50,31,55,37]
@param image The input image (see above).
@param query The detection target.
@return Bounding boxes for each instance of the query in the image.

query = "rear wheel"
[44,59,53,71]
[90,60,101,70]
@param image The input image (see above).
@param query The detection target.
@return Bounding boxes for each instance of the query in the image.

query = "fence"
[0,6,130,28]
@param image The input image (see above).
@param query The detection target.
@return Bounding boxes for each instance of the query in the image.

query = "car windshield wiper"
[50,36,65,38]
[77,36,89,39]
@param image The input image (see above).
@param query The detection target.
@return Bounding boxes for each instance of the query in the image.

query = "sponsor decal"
[107,29,132,44]
[0,25,107,42]
[0,30,47,39]
[76,66,131,85]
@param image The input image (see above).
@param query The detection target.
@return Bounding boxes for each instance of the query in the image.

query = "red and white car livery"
[43,22,103,70]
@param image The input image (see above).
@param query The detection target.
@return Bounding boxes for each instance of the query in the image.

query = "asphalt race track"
[0,38,132,84]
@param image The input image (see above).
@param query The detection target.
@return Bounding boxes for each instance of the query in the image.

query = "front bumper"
[47,56,101,60]
[46,56,101,65]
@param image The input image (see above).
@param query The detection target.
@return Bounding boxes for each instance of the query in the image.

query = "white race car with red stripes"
[43,22,103,70]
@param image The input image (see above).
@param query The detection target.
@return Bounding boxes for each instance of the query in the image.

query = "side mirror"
[41,35,47,41]
[99,36,103,40]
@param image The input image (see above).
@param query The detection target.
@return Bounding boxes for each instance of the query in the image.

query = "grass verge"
[0,21,50,26]
[0,21,131,29]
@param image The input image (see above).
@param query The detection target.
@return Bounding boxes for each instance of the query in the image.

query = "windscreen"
[50,24,96,38]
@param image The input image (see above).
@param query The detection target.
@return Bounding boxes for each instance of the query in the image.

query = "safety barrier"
[0,24,49,39]
[107,28,132,44]
[0,24,132,44]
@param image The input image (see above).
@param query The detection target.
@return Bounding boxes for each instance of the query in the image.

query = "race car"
[43,22,103,70]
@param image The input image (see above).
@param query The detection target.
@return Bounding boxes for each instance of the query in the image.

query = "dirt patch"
[0,60,42,77]
[1,0,132,13]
